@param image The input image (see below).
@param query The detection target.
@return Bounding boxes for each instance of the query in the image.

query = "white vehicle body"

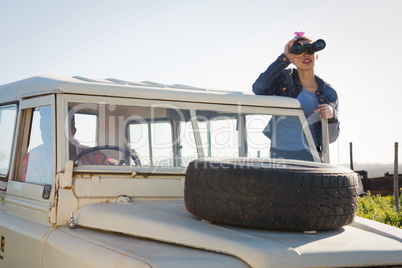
[0,75,401,268]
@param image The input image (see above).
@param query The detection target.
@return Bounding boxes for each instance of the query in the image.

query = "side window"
[151,122,173,166]
[20,106,53,185]
[198,118,239,158]
[127,106,195,167]
[128,121,174,166]
[69,102,196,167]
[67,106,109,166]
[74,113,98,147]
[0,104,17,179]
[246,115,272,159]
[128,123,150,164]
[177,121,198,167]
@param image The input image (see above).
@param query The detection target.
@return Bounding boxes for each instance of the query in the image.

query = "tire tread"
[184,160,359,231]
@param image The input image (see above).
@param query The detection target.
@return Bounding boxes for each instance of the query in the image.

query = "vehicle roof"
[0,75,301,109]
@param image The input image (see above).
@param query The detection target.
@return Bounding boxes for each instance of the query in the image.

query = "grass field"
[357,192,402,229]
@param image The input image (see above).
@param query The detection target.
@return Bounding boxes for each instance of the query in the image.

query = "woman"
[252,32,340,161]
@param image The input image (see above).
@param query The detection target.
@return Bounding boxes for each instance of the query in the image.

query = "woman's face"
[292,40,317,71]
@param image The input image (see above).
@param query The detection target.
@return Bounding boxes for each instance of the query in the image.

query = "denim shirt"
[252,53,340,149]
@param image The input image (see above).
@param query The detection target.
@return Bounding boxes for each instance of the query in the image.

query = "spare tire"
[184,159,359,231]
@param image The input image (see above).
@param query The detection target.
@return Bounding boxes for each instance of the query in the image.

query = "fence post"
[349,142,354,170]
[395,142,400,213]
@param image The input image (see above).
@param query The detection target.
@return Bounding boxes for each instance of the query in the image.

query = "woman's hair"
[296,36,313,43]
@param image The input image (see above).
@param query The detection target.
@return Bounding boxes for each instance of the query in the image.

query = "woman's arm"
[315,93,340,143]
[252,53,291,95]
[252,39,305,95]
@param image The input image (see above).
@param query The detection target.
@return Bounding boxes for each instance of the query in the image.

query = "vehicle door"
[0,95,56,268]
[0,102,18,264]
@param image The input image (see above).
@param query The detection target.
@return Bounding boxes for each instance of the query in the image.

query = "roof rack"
[74,76,208,91]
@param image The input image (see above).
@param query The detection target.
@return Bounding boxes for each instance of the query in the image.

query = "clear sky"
[1,0,401,165]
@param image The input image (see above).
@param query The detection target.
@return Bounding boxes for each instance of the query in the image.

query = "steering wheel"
[72,145,141,166]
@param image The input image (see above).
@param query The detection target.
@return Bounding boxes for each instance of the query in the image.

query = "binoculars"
[291,39,326,54]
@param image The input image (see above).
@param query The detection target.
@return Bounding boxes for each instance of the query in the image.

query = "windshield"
[66,101,316,167]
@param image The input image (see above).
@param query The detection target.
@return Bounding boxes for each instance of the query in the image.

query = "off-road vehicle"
[0,75,401,267]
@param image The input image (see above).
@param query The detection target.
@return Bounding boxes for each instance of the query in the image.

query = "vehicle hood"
[75,201,402,268]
